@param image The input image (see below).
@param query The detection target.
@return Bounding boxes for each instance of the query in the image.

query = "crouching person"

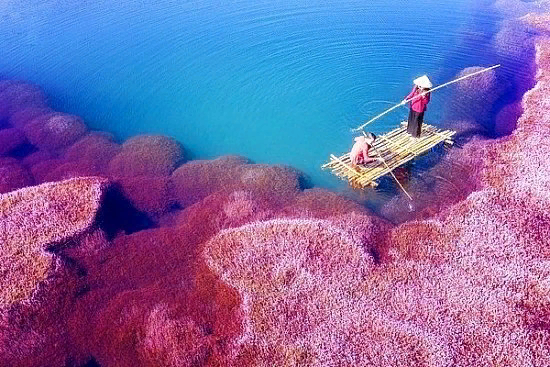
[350,132,377,167]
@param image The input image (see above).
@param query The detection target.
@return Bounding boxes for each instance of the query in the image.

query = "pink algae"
[203,219,377,366]
[64,132,122,171]
[67,226,242,367]
[0,128,27,156]
[278,187,369,219]
[21,150,54,168]
[0,177,109,367]
[170,155,249,207]
[0,158,34,194]
[495,102,523,136]
[107,134,184,178]
[0,82,48,121]
[170,155,304,210]
[7,106,55,129]
[116,175,175,218]
[2,11,550,367]
[22,112,89,153]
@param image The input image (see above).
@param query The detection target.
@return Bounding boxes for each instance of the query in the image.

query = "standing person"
[401,75,432,138]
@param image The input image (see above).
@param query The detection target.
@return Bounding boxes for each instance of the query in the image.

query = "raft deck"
[322,122,456,189]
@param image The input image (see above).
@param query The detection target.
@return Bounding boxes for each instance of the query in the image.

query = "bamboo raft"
[322,122,456,189]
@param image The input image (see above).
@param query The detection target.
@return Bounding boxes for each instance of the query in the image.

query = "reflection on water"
[0,0,542,222]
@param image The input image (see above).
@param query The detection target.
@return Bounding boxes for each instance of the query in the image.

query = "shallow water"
[0,0,531,215]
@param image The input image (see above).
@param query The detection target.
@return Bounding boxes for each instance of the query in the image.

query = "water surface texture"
[0,0,514,189]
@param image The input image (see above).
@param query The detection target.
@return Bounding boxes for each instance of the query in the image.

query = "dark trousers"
[407,109,424,137]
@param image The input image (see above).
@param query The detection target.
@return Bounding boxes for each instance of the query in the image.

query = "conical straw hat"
[413,75,433,88]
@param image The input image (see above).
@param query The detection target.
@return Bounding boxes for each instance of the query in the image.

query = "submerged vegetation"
[1,1,550,366]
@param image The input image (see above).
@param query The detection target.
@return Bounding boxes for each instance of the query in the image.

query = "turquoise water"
[0,0,519,191]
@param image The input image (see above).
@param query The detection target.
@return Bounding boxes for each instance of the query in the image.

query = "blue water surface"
[0,0,512,190]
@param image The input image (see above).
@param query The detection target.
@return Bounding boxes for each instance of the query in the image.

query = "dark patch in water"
[62,255,88,277]
[0,118,10,130]
[65,357,101,367]
[75,284,91,298]
[452,131,481,146]
[368,247,382,265]
[200,323,214,336]
[298,173,314,190]
[44,240,90,276]
[97,185,154,240]
[7,141,37,159]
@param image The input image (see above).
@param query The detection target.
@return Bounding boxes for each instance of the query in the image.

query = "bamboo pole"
[362,132,413,200]
[322,154,350,169]
[372,145,413,200]
[362,133,449,182]
[379,135,416,157]
[352,64,501,132]
[330,154,359,177]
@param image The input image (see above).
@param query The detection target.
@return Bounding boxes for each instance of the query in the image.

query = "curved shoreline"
[1,7,550,367]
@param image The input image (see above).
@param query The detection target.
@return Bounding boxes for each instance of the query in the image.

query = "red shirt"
[405,87,431,113]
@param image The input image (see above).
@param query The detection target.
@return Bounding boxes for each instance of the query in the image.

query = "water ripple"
[0,0,520,212]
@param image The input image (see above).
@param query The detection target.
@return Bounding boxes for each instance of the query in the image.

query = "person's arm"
[421,91,431,111]
[363,144,371,159]
[402,87,417,104]
[350,143,358,164]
